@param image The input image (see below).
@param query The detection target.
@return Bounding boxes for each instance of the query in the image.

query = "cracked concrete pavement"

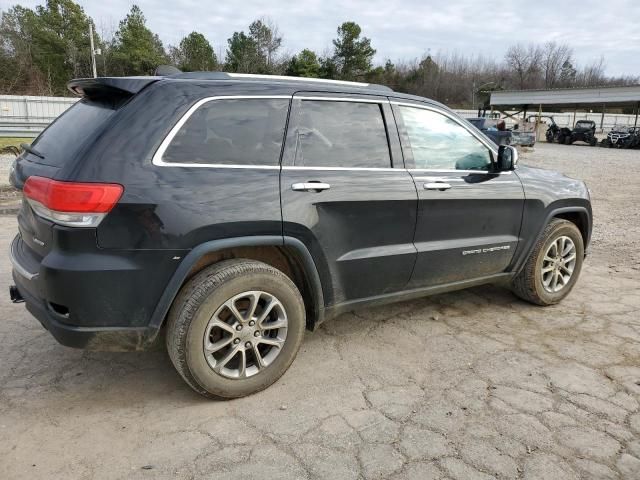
[1,142,639,479]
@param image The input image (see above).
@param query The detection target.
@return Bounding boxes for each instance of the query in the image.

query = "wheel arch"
[512,205,592,275]
[146,236,325,342]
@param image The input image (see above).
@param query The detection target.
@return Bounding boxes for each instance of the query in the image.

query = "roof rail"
[168,71,393,92]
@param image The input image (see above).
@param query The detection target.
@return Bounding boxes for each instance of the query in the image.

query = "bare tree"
[505,44,543,89]
[542,42,573,88]
[579,56,606,86]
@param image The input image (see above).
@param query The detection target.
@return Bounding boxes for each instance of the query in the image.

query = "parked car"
[9,72,593,398]
[467,117,512,145]
[600,125,640,149]
[564,120,598,146]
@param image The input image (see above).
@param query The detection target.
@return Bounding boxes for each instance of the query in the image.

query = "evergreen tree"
[331,21,375,80]
[176,31,216,71]
[110,5,168,76]
[225,31,261,73]
[0,1,95,94]
[286,49,320,77]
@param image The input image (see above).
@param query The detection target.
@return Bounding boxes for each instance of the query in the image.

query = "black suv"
[9,73,592,398]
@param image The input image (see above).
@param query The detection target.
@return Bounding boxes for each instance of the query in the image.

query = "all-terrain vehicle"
[9,71,592,399]
[600,125,640,149]
[564,120,598,146]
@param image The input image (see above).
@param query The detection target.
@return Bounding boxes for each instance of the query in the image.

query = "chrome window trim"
[283,166,397,172]
[152,95,508,172]
[152,95,292,168]
[408,168,512,175]
[295,96,388,104]
[153,163,281,170]
[390,100,500,159]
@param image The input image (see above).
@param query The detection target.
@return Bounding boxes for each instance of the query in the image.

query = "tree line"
[1,0,637,107]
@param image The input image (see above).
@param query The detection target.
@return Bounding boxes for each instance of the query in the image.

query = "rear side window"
[162,98,289,166]
[293,100,391,168]
[30,99,118,168]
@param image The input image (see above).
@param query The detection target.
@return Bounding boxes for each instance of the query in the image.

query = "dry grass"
[0,137,32,150]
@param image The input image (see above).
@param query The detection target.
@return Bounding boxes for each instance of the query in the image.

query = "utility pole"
[472,80,475,111]
[89,23,97,78]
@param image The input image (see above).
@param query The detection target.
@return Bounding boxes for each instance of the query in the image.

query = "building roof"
[490,84,640,109]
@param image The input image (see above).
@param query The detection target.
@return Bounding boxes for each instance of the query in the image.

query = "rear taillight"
[23,176,123,227]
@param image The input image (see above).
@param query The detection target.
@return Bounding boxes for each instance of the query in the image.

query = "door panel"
[280,94,418,306]
[393,102,525,289]
[408,171,524,288]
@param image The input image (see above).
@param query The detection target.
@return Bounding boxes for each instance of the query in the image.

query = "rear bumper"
[10,234,169,351]
[12,273,157,350]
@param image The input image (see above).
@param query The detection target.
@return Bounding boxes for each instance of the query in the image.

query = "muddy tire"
[166,259,306,399]
[511,219,584,306]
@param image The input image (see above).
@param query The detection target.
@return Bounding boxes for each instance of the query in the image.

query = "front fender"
[510,202,592,275]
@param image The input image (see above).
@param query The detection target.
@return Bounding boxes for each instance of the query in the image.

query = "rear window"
[30,99,119,168]
[162,98,289,166]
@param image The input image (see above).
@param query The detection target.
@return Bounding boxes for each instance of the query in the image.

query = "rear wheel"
[564,136,572,145]
[166,259,306,398]
[511,219,584,306]
[589,137,597,146]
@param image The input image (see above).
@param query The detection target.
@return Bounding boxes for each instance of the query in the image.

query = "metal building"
[490,85,640,130]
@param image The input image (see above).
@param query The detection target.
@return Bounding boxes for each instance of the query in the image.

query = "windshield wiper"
[20,143,45,159]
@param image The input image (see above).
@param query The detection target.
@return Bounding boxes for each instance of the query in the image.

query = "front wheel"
[511,219,584,306]
[166,259,306,398]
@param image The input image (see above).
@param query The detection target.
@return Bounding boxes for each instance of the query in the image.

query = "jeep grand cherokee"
[9,72,592,398]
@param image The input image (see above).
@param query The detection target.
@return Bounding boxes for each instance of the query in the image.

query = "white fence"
[1,95,638,137]
[0,95,78,137]
[454,109,639,130]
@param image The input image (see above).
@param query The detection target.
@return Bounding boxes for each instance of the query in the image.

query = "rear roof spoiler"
[67,77,162,98]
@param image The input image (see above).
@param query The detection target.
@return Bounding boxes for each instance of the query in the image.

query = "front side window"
[400,106,492,171]
[293,100,391,168]
[162,98,289,165]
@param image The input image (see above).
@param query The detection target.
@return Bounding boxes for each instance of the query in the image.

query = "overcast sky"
[8,0,640,77]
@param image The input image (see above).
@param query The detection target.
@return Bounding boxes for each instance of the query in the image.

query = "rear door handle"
[424,182,452,191]
[291,182,331,192]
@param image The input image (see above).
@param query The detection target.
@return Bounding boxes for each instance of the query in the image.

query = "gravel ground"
[1,142,640,479]
[0,153,15,186]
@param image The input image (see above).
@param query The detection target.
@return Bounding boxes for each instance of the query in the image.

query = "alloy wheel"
[202,291,288,379]
[541,236,577,293]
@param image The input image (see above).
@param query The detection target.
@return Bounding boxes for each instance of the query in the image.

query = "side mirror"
[497,145,518,171]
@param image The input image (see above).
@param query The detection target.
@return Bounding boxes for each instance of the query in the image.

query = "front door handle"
[291,182,331,192]
[424,182,452,191]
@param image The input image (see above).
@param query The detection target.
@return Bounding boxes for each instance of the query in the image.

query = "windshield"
[575,121,593,128]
